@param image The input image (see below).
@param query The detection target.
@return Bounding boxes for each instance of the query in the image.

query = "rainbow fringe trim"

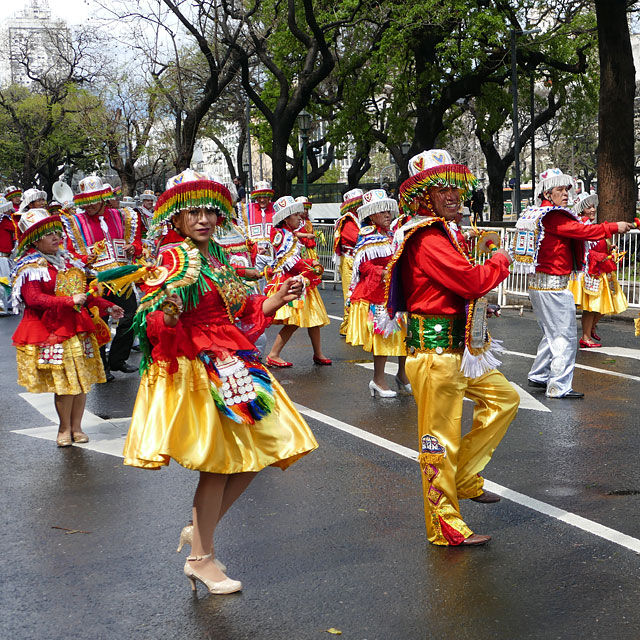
[16,217,63,257]
[74,187,113,208]
[199,350,276,425]
[5,189,21,200]
[399,164,477,215]
[250,188,274,201]
[340,195,363,216]
[154,180,234,228]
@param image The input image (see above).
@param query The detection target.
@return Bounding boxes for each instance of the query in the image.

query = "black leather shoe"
[470,490,501,504]
[527,379,547,388]
[111,362,137,373]
[104,369,115,383]
[559,390,584,399]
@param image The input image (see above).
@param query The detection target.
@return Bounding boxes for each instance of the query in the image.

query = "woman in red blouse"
[123,172,318,596]
[346,189,409,397]
[11,209,123,446]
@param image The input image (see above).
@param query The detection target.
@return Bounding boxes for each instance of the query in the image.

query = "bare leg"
[591,312,602,338]
[307,326,328,360]
[70,393,87,435]
[396,356,409,385]
[373,355,389,389]
[189,471,257,581]
[267,324,297,364]
[53,394,74,439]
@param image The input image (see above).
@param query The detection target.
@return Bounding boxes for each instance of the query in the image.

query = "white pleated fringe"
[460,338,504,378]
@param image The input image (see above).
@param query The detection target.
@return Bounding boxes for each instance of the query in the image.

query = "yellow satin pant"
[406,352,519,545]
[339,255,354,335]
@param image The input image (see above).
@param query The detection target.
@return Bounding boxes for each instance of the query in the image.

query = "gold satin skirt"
[339,256,354,335]
[15,333,105,395]
[123,357,318,473]
[346,299,407,356]
[272,286,330,328]
[570,272,628,315]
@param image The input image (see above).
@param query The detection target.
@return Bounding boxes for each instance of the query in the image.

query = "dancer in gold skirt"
[11,209,123,446]
[264,196,331,367]
[123,171,318,595]
[346,189,410,398]
[569,193,628,348]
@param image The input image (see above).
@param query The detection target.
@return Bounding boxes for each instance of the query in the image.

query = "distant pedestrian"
[471,187,485,224]
[233,176,246,202]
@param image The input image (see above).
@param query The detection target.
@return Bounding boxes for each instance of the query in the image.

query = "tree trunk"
[595,0,636,221]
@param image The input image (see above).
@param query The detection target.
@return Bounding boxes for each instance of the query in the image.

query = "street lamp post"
[511,28,541,217]
[297,109,312,198]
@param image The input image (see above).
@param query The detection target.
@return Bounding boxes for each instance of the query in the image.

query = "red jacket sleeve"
[417,228,510,299]
[543,211,617,240]
[21,279,75,311]
[342,219,360,247]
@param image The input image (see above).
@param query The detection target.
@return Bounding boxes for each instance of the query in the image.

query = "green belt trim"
[406,314,466,353]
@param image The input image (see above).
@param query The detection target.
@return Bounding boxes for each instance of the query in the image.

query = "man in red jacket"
[513,168,632,398]
[387,149,519,546]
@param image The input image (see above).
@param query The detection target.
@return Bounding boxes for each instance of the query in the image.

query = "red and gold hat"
[153,169,234,230]
[399,149,476,215]
[250,180,274,201]
[4,186,21,201]
[74,175,113,208]
[295,195,312,212]
[340,188,363,216]
[16,208,63,257]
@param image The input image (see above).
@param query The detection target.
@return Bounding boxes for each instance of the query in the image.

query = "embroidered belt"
[406,313,465,354]
[0,252,10,257]
[341,247,355,257]
[528,272,570,291]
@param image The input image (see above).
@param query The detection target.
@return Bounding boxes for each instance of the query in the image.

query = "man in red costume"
[512,168,631,398]
[0,196,16,314]
[4,186,22,213]
[62,176,141,379]
[386,149,519,546]
[334,188,362,336]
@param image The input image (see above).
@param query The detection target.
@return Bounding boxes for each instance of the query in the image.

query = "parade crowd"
[1,149,634,593]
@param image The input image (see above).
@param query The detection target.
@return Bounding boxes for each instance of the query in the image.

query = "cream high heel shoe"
[395,375,412,394]
[184,554,242,595]
[369,380,397,398]
[177,524,227,572]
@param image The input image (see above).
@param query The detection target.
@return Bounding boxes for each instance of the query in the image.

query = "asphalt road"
[1,286,639,640]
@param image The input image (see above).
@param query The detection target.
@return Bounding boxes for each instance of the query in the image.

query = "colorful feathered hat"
[399,149,476,215]
[74,176,113,208]
[250,180,274,201]
[340,188,363,216]
[153,169,234,230]
[573,192,598,215]
[16,208,63,257]
[272,195,305,227]
[18,188,48,213]
[535,168,576,203]
[356,189,399,223]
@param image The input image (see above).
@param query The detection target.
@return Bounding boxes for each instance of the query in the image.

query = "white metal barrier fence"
[316,220,640,308]
[474,226,640,309]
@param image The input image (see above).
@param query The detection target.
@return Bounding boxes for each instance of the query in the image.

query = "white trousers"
[528,288,577,397]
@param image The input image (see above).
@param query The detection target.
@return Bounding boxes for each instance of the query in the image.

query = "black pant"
[101,290,138,370]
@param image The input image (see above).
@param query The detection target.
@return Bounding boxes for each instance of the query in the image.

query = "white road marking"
[503,349,640,383]
[293,403,640,555]
[327,314,343,321]
[590,346,640,361]
[13,392,640,553]
[12,393,128,458]
[356,362,550,412]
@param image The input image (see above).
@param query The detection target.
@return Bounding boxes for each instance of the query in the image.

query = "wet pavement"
[1,287,640,640]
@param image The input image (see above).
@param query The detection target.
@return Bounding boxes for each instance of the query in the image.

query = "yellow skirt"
[123,357,318,473]
[570,272,628,315]
[15,333,105,395]
[271,285,330,328]
[346,299,407,357]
